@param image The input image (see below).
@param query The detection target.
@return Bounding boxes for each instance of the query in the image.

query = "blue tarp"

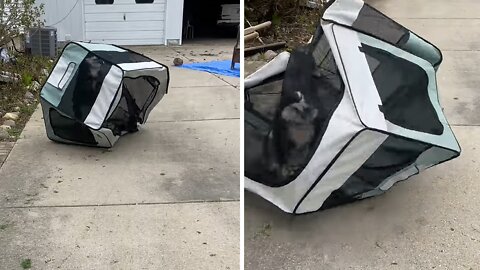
[179,60,240,78]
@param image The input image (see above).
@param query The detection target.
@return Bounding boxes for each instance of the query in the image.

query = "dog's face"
[72,55,106,118]
[84,56,103,90]
[281,92,318,125]
[277,91,318,178]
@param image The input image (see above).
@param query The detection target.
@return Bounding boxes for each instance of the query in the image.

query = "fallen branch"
[244,32,259,42]
[245,21,272,35]
[245,42,287,56]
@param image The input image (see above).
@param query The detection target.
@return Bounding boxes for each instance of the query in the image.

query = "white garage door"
[84,0,166,45]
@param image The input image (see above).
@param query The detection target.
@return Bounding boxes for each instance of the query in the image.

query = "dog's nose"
[304,106,312,114]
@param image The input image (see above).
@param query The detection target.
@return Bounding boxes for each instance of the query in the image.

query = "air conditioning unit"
[25,27,57,58]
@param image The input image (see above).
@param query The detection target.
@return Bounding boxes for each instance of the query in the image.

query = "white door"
[84,0,166,45]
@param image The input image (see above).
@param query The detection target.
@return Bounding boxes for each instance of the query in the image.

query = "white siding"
[86,21,165,32]
[37,0,183,46]
[85,12,165,22]
[165,0,184,45]
[84,0,166,45]
[37,0,84,42]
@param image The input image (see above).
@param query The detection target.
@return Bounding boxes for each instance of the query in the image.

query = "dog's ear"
[281,48,315,108]
[294,91,303,102]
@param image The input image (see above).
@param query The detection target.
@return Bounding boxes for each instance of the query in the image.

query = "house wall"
[84,0,166,45]
[165,0,184,45]
[37,0,85,42]
[37,0,184,45]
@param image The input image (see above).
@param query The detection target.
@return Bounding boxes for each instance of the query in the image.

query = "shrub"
[0,0,45,47]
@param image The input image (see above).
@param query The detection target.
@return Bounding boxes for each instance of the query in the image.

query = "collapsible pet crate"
[244,0,461,214]
[40,42,169,147]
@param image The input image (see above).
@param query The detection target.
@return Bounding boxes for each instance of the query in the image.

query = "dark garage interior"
[182,0,239,40]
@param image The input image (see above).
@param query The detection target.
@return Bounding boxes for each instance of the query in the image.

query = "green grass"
[0,224,8,230]
[7,128,22,139]
[21,259,32,269]
[20,103,37,115]
[5,102,37,140]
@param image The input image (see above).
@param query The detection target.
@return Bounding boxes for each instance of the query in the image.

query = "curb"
[0,142,15,168]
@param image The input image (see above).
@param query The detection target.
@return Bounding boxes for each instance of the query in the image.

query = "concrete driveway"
[245,1,480,269]
[0,40,239,269]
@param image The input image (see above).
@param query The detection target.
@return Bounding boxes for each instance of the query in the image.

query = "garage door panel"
[85,4,165,14]
[86,21,164,32]
[88,38,165,46]
[85,12,165,22]
[84,0,166,45]
[84,0,166,5]
[86,30,164,40]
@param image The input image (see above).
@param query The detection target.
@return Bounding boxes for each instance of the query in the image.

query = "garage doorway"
[182,0,239,42]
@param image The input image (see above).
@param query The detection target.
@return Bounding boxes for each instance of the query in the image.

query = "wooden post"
[244,32,259,42]
[244,42,287,56]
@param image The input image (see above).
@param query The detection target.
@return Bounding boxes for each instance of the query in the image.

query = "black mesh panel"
[49,109,97,145]
[102,76,159,135]
[244,78,283,187]
[352,5,410,46]
[93,51,151,65]
[123,76,159,123]
[349,4,441,67]
[244,26,345,187]
[103,95,138,136]
[58,53,112,122]
[321,135,430,209]
[246,75,283,122]
[360,43,443,135]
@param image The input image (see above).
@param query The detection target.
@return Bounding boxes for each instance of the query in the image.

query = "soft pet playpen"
[40,42,169,147]
[244,0,461,214]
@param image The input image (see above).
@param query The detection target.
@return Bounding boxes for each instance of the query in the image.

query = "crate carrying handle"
[58,62,76,90]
